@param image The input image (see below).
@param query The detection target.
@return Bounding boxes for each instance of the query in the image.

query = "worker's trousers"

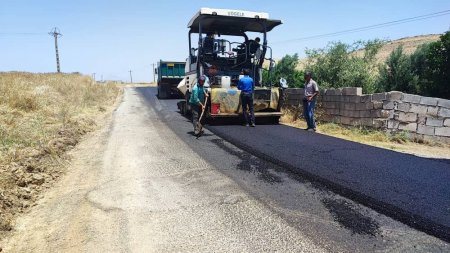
[191,104,201,135]
[303,98,316,129]
[241,92,255,125]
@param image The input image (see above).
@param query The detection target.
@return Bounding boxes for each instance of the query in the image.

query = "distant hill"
[362,34,441,63]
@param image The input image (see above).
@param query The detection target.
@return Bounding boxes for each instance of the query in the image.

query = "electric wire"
[273,10,450,44]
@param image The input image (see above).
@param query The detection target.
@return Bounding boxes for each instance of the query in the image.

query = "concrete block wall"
[284,87,450,142]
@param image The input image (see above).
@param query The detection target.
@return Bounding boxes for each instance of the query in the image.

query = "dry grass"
[0,72,121,233]
[281,107,450,159]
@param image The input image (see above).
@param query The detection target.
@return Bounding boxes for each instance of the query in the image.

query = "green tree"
[410,43,432,95]
[263,54,304,87]
[421,31,450,98]
[377,46,419,93]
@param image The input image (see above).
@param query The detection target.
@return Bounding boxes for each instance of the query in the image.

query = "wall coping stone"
[403,94,421,103]
[342,87,362,96]
[387,91,404,101]
[420,97,439,106]
[437,98,450,109]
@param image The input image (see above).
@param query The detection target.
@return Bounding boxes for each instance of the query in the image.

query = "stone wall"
[284,87,450,142]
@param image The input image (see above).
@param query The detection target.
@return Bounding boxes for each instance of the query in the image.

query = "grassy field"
[0,72,121,233]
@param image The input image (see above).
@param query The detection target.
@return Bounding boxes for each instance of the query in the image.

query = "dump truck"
[155,60,185,99]
[177,8,285,122]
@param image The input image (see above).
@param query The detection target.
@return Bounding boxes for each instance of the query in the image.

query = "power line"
[274,10,450,44]
[0,32,46,36]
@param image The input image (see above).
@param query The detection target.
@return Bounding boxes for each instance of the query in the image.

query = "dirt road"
[1,88,323,252]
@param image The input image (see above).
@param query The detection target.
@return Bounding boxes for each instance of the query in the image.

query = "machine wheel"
[271,116,281,124]
[182,92,191,116]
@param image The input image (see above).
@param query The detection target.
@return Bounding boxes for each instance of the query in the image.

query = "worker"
[303,72,319,131]
[189,75,209,135]
[238,69,255,127]
[248,37,261,55]
[202,33,215,55]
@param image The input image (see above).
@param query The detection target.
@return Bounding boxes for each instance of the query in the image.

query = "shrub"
[377,46,419,94]
[305,40,384,93]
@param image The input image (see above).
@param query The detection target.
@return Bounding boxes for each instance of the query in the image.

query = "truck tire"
[158,85,168,99]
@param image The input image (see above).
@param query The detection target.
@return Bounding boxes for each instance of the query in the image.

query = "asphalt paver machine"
[178,8,284,123]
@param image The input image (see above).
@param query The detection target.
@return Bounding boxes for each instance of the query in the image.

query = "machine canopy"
[188,8,282,35]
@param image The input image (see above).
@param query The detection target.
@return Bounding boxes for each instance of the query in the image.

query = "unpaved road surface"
[2,87,449,252]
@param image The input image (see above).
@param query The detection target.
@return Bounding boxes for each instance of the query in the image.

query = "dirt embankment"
[359,34,441,63]
[0,72,121,239]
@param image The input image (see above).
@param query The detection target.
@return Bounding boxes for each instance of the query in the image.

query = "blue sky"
[1,0,449,82]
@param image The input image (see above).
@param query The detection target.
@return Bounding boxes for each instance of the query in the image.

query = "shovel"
[196,95,209,138]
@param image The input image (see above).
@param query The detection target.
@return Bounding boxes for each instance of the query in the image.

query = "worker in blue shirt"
[189,75,209,135]
[238,69,255,127]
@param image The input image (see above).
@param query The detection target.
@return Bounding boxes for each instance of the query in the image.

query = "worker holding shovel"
[189,75,209,136]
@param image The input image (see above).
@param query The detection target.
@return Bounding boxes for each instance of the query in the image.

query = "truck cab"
[178,8,284,121]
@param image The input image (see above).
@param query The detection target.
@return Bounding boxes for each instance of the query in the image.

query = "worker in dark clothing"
[189,75,209,135]
[202,33,215,55]
[238,69,255,127]
[248,37,261,55]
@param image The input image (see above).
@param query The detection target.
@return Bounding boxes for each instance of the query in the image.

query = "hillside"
[361,34,440,63]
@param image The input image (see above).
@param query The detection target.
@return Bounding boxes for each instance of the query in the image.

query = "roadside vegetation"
[275,32,450,157]
[0,72,120,234]
[269,31,449,99]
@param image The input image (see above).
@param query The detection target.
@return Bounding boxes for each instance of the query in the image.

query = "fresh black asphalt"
[139,87,450,243]
[207,123,450,242]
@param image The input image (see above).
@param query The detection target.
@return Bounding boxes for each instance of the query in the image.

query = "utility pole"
[152,63,156,83]
[48,27,62,73]
[129,70,133,83]
[92,73,96,81]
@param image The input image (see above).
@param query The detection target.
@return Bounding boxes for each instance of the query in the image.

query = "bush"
[305,40,384,93]
[377,46,419,94]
